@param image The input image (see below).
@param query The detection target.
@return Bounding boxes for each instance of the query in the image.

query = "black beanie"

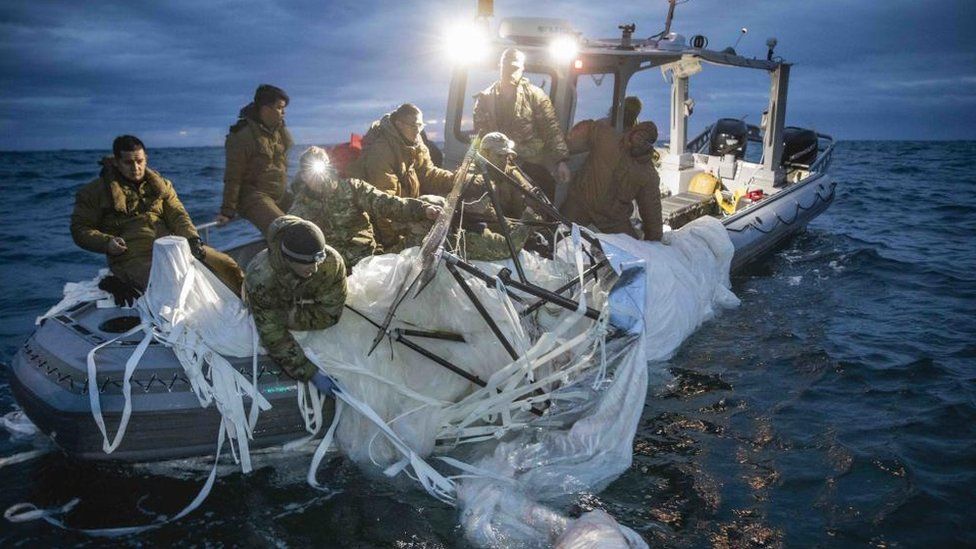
[254,84,289,107]
[280,223,326,264]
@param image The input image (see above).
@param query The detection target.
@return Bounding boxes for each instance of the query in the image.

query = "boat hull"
[9,301,329,462]
[725,173,837,272]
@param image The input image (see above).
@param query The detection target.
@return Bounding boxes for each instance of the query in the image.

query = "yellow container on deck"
[689,172,720,195]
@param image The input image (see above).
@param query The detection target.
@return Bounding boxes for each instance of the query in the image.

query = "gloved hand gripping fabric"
[98,275,142,307]
[311,371,338,396]
[188,237,207,262]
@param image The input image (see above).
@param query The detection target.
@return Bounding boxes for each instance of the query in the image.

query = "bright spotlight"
[443,21,489,65]
[548,35,578,64]
[311,160,326,174]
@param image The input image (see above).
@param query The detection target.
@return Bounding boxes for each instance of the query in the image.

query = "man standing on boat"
[289,146,442,271]
[348,103,455,252]
[561,120,664,241]
[244,215,345,393]
[70,135,244,304]
[216,84,293,234]
[472,48,571,202]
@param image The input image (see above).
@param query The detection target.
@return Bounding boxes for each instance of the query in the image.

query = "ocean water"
[1,141,974,546]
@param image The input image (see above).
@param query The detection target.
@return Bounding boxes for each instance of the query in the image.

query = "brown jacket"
[472,78,569,167]
[71,159,200,287]
[562,119,663,241]
[221,103,293,218]
[347,114,454,246]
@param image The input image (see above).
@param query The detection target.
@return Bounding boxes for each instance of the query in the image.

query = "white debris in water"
[1,410,39,439]
[788,276,803,286]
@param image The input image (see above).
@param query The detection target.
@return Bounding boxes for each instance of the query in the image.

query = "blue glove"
[311,372,337,396]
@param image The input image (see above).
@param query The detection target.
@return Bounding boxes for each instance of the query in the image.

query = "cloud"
[0,0,974,150]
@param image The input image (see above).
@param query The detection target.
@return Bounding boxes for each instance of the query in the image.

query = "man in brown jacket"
[348,103,455,250]
[473,48,571,201]
[561,120,663,241]
[71,136,243,303]
[216,84,293,234]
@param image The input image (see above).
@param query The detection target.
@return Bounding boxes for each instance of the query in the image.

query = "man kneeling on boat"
[455,131,547,261]
[244,216,345,393]
[70,135,244,305]
[289,146,442,273]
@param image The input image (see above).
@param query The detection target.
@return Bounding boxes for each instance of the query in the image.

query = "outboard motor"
[781,127,818,167]
[708,118,748,159]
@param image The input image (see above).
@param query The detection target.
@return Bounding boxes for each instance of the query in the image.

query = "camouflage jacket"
[347,114,455,247]
[221,103,294,217]
[289,175,428,270]
[473,78,569,167]
[563,119,663,241]
[455,214,538,261]
[71,158,199,287]
[245,216,347,381]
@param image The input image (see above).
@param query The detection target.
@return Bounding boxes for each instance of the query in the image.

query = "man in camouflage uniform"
[473,48,571,202]
[71,135,244,303]
[289,147,442,271]
[216,84,294,234]
[347,103,455,251]
[562,120,663,241]
[452,132,543,261]
[245,216,345,391]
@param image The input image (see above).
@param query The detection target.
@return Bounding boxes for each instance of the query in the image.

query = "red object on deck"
[328,133,363,178]
[745,189,765,202]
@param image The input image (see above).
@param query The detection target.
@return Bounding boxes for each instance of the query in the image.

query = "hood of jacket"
[621,121,658,163]
[362,113,419,154]
[231,102,289,137]
[98,157,168,213]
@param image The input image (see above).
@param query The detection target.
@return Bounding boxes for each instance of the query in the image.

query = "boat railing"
[808,133,835,174]
[196,220,222,244]
[686,126,713,154]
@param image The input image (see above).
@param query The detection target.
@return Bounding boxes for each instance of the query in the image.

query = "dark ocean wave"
[58,170,95,181]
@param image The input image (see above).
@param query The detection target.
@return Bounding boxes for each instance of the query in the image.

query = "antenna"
[662,0,677,37]
[651,0,679,39]
[732,27,748,50]
[722,27,747,55]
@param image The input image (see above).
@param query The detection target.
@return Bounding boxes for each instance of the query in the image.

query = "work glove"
[98,275,142,307]
[188,237,207,262]
[311,372,338,397]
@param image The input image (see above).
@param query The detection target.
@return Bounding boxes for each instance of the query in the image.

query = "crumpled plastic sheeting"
[35,268,112,324]
[598,216,740,362]
[294,248,582,469]
[289,217,738,547]
[452,239,648,548]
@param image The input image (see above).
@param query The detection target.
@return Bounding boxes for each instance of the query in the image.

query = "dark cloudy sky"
[1,0,973,150]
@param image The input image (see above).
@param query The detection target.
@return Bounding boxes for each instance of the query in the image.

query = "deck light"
[574,59,583,70]
[548,35,578,64]
[443,21,490,65]
[311,159,327,175]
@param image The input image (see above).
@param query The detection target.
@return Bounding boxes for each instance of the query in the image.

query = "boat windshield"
[572,71,617,127]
